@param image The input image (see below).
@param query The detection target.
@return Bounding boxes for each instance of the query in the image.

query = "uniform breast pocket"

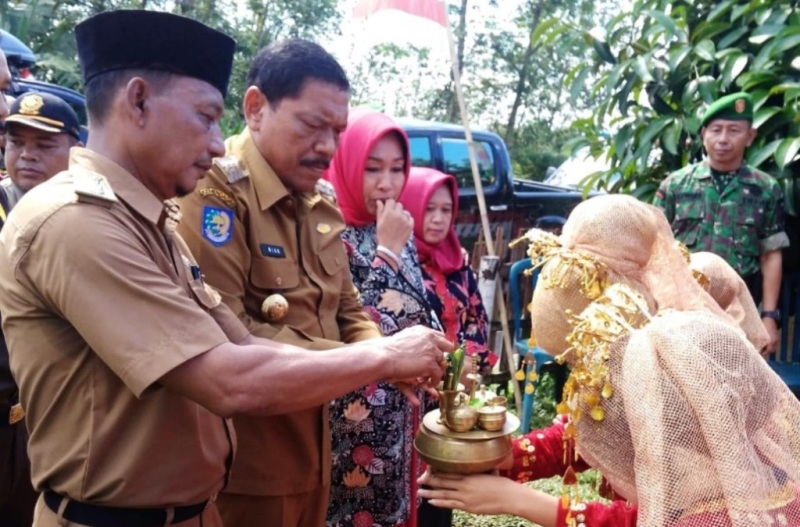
[733,217,760,257]
[319,245,347,277]
[189,278,222,310]
[673,200,705,247]
[250,258,301,292]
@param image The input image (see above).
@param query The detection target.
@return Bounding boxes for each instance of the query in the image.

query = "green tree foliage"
[348,42,445,119]
[508,120,570,181]
[223,0,340,123]
[556,0,800,208]
[465,0,599,180]
[0,0,341,126]
[496,0,595,143]
[344,0,602,180]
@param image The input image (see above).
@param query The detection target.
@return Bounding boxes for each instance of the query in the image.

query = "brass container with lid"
[414,409,519,474]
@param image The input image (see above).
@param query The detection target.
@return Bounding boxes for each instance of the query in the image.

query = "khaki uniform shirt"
[177,130,381,496]
[0,148,249,507]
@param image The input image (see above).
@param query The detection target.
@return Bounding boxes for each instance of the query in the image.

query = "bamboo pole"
[442,0,521,412]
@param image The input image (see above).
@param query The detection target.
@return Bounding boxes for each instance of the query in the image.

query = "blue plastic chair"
[509,258,568,433]
[770,270,800,394]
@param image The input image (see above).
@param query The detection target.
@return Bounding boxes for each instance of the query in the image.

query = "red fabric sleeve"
[556,499,638,527]
[501,423,591,482]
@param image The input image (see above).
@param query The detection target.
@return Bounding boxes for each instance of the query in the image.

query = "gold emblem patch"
[317,222,332,234]
[198,187,235,207]
[19,94,45,116]
[735,98,746,113]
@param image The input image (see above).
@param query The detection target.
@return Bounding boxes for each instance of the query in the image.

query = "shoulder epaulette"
[213,155,249,184]
[74,171,118,208]
[315,179,337,203]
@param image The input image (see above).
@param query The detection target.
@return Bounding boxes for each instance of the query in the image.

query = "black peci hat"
[75,10,236,96]
[5,92,81,140]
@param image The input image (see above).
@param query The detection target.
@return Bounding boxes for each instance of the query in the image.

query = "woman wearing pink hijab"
[324,110,436,527]
[400,167,498,378]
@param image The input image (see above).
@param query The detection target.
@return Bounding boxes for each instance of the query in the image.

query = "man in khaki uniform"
[177,39,380,527]
[0,11,449,527]
[2,91,83,209]
[0,89,80,527]
[0,45,38,527]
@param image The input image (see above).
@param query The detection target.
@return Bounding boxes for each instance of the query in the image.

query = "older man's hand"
[382,325,452,396]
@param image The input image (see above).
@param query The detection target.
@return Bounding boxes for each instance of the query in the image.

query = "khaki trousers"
[217,485,330,527]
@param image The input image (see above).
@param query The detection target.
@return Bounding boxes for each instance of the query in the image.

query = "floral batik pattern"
[343,224,432,335]
[327,223,434,527]
[421,262,498,375]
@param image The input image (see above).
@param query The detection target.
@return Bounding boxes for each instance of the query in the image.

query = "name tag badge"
[260,244,286,258]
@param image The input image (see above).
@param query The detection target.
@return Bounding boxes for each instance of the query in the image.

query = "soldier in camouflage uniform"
[654,92,789,355]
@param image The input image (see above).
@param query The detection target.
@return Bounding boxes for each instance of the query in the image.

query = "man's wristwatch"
[761,309,781,321]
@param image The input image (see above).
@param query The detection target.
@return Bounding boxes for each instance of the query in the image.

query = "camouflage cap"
[701,92,753,128]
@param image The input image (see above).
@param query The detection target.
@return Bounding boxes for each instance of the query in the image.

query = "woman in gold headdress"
[419,195,800,527]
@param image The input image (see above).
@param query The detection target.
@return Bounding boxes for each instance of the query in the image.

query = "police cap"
[75,10,235,96]
[5,92,81,140]
[701,92,753,128]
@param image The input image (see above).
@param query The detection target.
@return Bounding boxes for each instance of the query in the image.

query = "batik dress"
[421,261,497,375]
[327,223,434,527]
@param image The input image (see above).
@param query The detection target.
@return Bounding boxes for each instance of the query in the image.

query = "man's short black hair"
[246,39,349,107]
[84,69,174,125]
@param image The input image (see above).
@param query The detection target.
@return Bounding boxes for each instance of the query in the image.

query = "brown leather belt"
[8,403,24,425]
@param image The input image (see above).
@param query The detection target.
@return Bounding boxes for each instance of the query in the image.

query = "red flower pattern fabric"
[326,111,431,527]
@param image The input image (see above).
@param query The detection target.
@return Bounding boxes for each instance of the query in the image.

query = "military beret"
[701,92,753,128]
[75,10,235,96]
[5,92,81,140]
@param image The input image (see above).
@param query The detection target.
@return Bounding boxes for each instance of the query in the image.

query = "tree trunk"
[446,0,469,122]
[504,0,546,146]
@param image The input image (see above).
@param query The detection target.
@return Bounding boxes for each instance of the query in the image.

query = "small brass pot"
[447,405,479,432]
[477,405,507,432]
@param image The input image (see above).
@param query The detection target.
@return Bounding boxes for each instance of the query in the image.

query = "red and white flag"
[353,0,447,27]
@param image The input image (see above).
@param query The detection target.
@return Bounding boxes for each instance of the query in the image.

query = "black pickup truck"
[397,118,591,251]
